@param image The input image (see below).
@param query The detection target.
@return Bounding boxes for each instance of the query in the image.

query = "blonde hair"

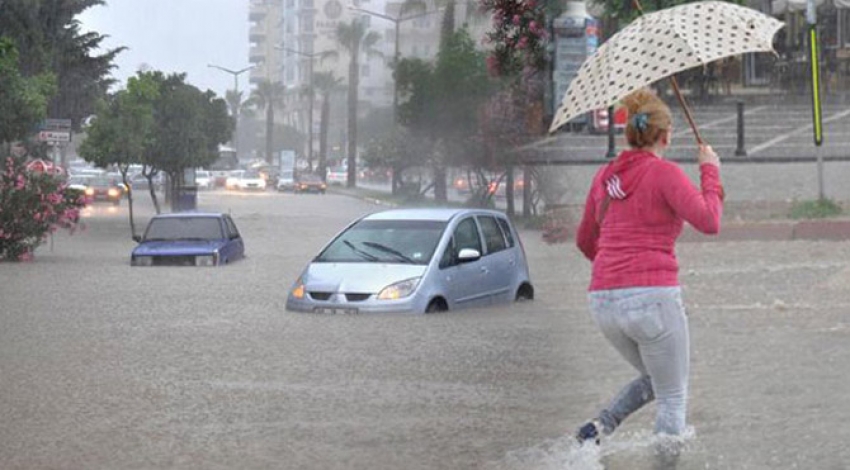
[622,88,672,149]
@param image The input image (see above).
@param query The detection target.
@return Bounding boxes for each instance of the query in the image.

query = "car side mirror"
[132,235,142,243]
[457,248,481,263]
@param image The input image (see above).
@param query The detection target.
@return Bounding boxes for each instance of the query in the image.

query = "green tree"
[140,73,231,212]
[78,73,159,234]
[0,0,123,133]
[335,20,382,188]
[396,27,490,201]
[312,71,343,181]
[0,38,56,148]
[250,79,287,165]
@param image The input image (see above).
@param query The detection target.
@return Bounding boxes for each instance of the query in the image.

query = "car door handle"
[480,266,489,274]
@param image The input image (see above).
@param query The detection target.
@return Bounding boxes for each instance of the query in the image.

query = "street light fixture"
[208,64,256,158]
[274,46,334,169]
[347,5,443,124]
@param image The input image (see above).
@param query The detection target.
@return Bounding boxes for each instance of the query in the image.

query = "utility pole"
[347,5,443,125]
[276,47,333,171]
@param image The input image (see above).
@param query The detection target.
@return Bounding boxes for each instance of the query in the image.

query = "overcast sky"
[78,0,251,98]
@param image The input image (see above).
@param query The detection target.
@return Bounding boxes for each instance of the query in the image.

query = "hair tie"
[631,113,649,132]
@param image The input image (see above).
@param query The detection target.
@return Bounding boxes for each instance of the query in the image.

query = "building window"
[361,64,370,77]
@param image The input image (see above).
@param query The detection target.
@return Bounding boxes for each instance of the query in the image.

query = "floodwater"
[1,190,849,469]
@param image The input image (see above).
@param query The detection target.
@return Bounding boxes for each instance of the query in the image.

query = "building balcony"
[249,5,267,21]
[249,25,267,42]
[249,47,267,63]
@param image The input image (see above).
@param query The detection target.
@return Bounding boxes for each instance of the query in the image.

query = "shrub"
[789,198,843,220]
[0,156,89,261]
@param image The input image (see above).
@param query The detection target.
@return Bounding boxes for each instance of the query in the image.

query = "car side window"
[454,217,482,254]
[496,217,515,248]
[224,217,240,239]
[478,216,506,254]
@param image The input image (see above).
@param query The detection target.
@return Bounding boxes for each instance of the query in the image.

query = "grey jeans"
[587,286,689,436]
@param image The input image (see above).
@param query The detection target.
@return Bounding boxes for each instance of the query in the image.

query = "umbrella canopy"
[549,1,784,133]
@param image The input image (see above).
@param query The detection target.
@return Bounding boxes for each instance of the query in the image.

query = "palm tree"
[250,79,286,165]
[312,71,344,181]
[335,20,382,188]
[224,89,255,158]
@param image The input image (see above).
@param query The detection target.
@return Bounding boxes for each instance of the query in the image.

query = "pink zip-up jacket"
[576,149,724,291]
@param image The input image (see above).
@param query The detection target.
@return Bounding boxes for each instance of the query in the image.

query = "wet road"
[1,190,849,469]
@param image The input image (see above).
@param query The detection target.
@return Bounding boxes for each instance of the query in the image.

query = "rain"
[2,0,850,468]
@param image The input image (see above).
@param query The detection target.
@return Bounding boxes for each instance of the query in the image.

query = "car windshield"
[143,217,224,241]
[299,174,321,182]
[67,176,90,185]
[89,177,114,187]
[244,171,261,179]
[316,220,446,265]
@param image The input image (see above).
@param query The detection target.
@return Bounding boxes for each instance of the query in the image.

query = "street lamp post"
[207,64,256,159]
[347,5,443,125]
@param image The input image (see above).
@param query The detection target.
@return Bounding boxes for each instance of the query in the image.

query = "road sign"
[41,118,72,131]
[38,131,71,143]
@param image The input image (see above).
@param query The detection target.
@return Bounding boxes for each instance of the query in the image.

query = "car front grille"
[309,292,332,301]
[152,255,196,266]
[345,293,371,302]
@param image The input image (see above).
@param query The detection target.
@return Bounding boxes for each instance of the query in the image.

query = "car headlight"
[291,280,305,299]
[195,254,216,266]
[132,256,152,266]
[108,188,120,197]
[85,188,94,196]
[377,277,421,300]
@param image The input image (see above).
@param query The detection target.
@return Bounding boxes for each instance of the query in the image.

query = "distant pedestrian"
[573,88,724,444]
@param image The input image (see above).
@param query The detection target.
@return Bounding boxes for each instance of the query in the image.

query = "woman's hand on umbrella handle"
[698,144,720,167]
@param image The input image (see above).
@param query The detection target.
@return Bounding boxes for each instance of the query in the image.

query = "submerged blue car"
[131,212,245,266]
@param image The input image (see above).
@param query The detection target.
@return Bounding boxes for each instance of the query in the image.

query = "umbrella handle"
[668,76,704,145]
[632,0,704,146]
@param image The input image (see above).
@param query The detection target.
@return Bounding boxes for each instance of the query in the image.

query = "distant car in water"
[294,173,327,194]
[326,167,347,186]
[286,208,534,314]
[276,169,296,192]
[131,213,245,267]
[85,176,123,205]
[195,170,213,190]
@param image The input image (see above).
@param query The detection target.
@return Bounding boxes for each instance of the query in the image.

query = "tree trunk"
[120,169,136,237]
[318,94,330,181]
[346,48,359,188]
[145,173,161,214]
[265,104,274,165]
[433,165,447,202]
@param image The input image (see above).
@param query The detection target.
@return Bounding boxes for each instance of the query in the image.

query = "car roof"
[361,208,506,222]
[151,212,226,219]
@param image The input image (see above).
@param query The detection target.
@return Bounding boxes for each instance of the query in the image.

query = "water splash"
[488,427,697,470]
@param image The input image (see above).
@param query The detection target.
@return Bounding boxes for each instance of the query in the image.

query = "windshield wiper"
[178,237,212,241]
[362,241,416,264]
[343,240,380,261]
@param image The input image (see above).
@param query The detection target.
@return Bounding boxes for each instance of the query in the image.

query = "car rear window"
[144,217,224,241]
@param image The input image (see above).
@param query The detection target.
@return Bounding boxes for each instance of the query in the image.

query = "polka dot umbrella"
[548,1,785,141]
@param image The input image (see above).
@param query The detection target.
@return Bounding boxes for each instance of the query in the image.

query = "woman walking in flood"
[574,88,724,443]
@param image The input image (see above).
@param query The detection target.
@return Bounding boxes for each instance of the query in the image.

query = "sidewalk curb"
[682,220,850,242]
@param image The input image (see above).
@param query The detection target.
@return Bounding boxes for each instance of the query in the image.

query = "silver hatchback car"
[286,208,534,314]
